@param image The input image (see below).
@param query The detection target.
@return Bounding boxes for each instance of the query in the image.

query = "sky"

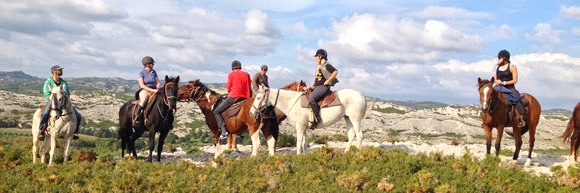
[0,0,579,109]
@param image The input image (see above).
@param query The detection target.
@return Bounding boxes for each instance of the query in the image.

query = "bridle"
[157,81,178,120]
[179,82,207,103]
[50,90,71,117]
[480,84,499,114]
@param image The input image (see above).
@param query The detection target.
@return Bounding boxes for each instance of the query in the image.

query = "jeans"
[493,85,520,105]
[213,97,237,129]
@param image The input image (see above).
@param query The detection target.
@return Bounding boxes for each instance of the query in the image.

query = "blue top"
[139,69,158,89]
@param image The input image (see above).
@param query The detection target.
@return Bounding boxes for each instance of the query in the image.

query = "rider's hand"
[151,89,159,93]
[494,79,502,85]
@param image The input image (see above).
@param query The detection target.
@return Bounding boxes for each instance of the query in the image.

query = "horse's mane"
[189,80,219,96]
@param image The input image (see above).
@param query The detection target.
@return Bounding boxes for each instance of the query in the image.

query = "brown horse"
[561,102,580,162]
[477,77,541,163]
[176,80,306,157]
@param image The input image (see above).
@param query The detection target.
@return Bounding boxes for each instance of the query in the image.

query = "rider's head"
[231,60,242,70]
[260,65,268,74]
[314,49,328,60]
[497,50,510,64]
[142,56,155,67]
[50,65,63,76]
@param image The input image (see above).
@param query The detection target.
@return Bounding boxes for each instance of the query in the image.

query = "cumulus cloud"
[525,23,561,51]
[561,5,580,19]
[318,14,482,68]
[488,24,516,39]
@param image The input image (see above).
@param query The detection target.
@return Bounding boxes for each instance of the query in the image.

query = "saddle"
[300,91,341,108]
[502,93,530,125]
[131,92,159,127]
[213,96,245,120]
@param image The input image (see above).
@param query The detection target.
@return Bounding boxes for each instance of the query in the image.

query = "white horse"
[32,85,77,165]
[250,86,367,154]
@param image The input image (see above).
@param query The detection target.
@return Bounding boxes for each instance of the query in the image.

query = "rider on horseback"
[135,56,161,125]
[37,65,82,140]
[493,49,526,127]
[214,60,252,139]
[304,49,338,129]
[252,65,269,92]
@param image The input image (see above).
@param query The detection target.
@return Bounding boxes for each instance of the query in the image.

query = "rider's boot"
[515,101,526,127]
[134,105,143,125]
[73,109,81,140]
[309,101,321,130]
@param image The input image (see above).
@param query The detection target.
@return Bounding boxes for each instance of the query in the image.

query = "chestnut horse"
[118,76,179,162]
[477,77,541,164]
[177,80,307,157]
[561,102,580,162]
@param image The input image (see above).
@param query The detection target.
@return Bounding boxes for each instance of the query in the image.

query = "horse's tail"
[562,103,580,143]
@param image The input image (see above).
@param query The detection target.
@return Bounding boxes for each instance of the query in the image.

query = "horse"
[477,77,541,164]
[250,85,367,154]
[561,102,580,162]
[31,84,78,165]
[118,75,179,162]
[176,80,305,157]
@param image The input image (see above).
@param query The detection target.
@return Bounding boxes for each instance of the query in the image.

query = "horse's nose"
[481,102,488,110]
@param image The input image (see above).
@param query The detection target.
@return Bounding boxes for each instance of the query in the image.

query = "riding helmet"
[497,50,510,60]
[142,56,155,65]
[231,60,242,69]
[314,49,328,60]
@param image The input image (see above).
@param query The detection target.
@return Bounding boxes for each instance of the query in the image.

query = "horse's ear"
[490,76,495,83]
[478,77,482,84]
[48,85,53,92]
[165,75,170,83]
[175,76,180,83]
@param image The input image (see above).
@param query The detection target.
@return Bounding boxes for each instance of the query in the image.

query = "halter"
[480,84,500,114]
[163,81,178,107]
[50,90,71,117]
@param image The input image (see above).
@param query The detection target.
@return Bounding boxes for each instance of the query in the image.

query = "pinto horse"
[477,77,541,163]
[176,79,277,157]
[118,76,179,162]
[250,86,367,154]
[31,84,78,165]
[561,102,580,162]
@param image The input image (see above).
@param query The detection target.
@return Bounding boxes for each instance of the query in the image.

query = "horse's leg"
[345,117,354,152]
[574,133,580,162]
[527,125,536,160]
[147,130,156,162]
[495,126,505,157]
[157,130,169,162]
[296,124,307,154]
[49,136,57,166]
[250,129,261,157]
[511,127,523,161]
[259,122,275,156]
[63,138,71,163]
[483,125,493,155]
[32,138,38,164]
[40,139,49,164]
[121,137,126,158]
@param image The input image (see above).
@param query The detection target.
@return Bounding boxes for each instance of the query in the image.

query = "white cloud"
[411,6,492,19]
[319,14,482,67]
[572,27,580,36]
[488,24,516,39]
[525,23,561,51]
[245,10,268,35]
[561,5,580,19]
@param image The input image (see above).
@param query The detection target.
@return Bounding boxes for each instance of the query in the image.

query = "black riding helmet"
[497,50,510,60]
[231,60,242,69]
[314,49,328,60]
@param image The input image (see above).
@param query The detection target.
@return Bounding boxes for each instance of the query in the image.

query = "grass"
[372,107,406,114]
[1,135,578,192]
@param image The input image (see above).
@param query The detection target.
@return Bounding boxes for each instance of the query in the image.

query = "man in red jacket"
[213,60,252,138]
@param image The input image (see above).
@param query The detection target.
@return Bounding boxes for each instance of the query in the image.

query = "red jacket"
[226,69,252,99]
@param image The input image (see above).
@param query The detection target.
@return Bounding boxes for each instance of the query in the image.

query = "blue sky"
[0,0,579,109]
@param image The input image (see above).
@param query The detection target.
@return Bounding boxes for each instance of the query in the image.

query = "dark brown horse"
[477,77,541,163]
[561,102,580,162]
[118,76,179,162]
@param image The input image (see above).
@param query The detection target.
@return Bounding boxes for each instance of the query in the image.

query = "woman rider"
[493,49,526,127]
[135,56,161,124]
[304,49,338,129]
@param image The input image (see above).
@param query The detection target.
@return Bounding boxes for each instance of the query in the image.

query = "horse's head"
[250,85,272,117]
[281,80,307,92]
[163,75,180,110]
[49,84,68,112]
[177,79,209,102]
[477,77,495,111]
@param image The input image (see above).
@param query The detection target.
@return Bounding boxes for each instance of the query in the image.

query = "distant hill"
[367,97,449,110]
[0,71,226,96]
[542,109,572,117]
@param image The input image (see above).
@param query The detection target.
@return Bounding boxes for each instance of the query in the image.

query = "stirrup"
[517,119,526,127]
